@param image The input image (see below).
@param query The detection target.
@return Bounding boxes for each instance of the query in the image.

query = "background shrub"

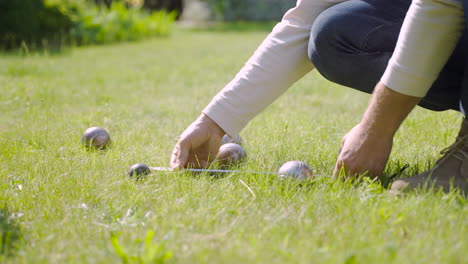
[72,2,177,45]
[0,0,176,51]
[0,0,78,50]
[143,0,182,19]
[206,0,296,21]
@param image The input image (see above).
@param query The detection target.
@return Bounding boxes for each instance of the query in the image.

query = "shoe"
[390,119,468,193]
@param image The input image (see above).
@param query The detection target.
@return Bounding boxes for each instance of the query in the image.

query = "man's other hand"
[333,123,393,178]
[333,83,421,178]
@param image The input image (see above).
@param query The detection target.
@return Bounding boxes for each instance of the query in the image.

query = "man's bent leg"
[309,0,464,112]
[391,2,468,193]
[461,0,468,114]
[309,0,468,192]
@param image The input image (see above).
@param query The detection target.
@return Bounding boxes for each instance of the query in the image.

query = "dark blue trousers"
[308,0,467,113]
[461,0,468,114]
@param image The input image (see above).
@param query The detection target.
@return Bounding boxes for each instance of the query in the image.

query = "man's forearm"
[361,82,421,137]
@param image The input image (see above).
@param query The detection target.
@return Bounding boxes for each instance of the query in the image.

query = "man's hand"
[333,83,421,178]
[170,114,225,169]
[333,123,393,177]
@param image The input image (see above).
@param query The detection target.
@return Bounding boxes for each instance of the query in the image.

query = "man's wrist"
[361,82,421,138]
[200,113,226,137]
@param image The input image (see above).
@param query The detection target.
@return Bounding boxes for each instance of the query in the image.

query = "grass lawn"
[1,28,467,263]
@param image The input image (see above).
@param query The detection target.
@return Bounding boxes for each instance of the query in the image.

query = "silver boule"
[277,161,313,180]
[216,143,247,166]
[81,127,111,149]
[221,134,243,145]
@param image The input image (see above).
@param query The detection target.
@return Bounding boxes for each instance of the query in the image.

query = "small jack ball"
[221,134,243,146]
[128,163,150,178]
[216,143,247,166]
[277,161,313,180]
[81,127,111,149]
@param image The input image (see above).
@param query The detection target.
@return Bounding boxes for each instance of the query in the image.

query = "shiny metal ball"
[277,161,313,180]
[216,143,247,166]
[81,127,111,149]
[221,134,243,146]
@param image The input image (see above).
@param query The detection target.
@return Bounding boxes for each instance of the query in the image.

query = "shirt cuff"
[202,98,244,137]
[380,61,434,98]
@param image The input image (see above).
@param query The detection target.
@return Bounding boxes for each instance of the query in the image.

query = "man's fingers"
[170,145,182,169]
[333,160,344,178]
[333,156,359,178]
[186,158,208,169]
[337,146,342,155]
[170,145,179,166]
[170,140,190,169]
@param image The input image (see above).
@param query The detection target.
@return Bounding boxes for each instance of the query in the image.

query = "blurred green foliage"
[0,0,176,51]
[73,2,177,45]
[0,0,77,50]
[205,0,296,21]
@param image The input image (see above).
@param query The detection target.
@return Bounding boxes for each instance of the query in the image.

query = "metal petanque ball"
[216,143,247,166]
[128,163,151,178]
[81,127,111,150]
[277,161,313,180]
[221,134,243,145]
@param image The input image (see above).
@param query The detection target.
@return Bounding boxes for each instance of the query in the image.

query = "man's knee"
[308,8,355,84]
[307,1,402,93]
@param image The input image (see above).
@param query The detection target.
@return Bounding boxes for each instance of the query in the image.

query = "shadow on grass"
[0,208,22,257]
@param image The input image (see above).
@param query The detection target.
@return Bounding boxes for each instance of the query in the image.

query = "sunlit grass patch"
[0,30,466,263]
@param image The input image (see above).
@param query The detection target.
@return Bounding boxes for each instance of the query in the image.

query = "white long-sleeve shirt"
[203,0,464,136]
[381,0,464,97]
[203,0,344,136]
